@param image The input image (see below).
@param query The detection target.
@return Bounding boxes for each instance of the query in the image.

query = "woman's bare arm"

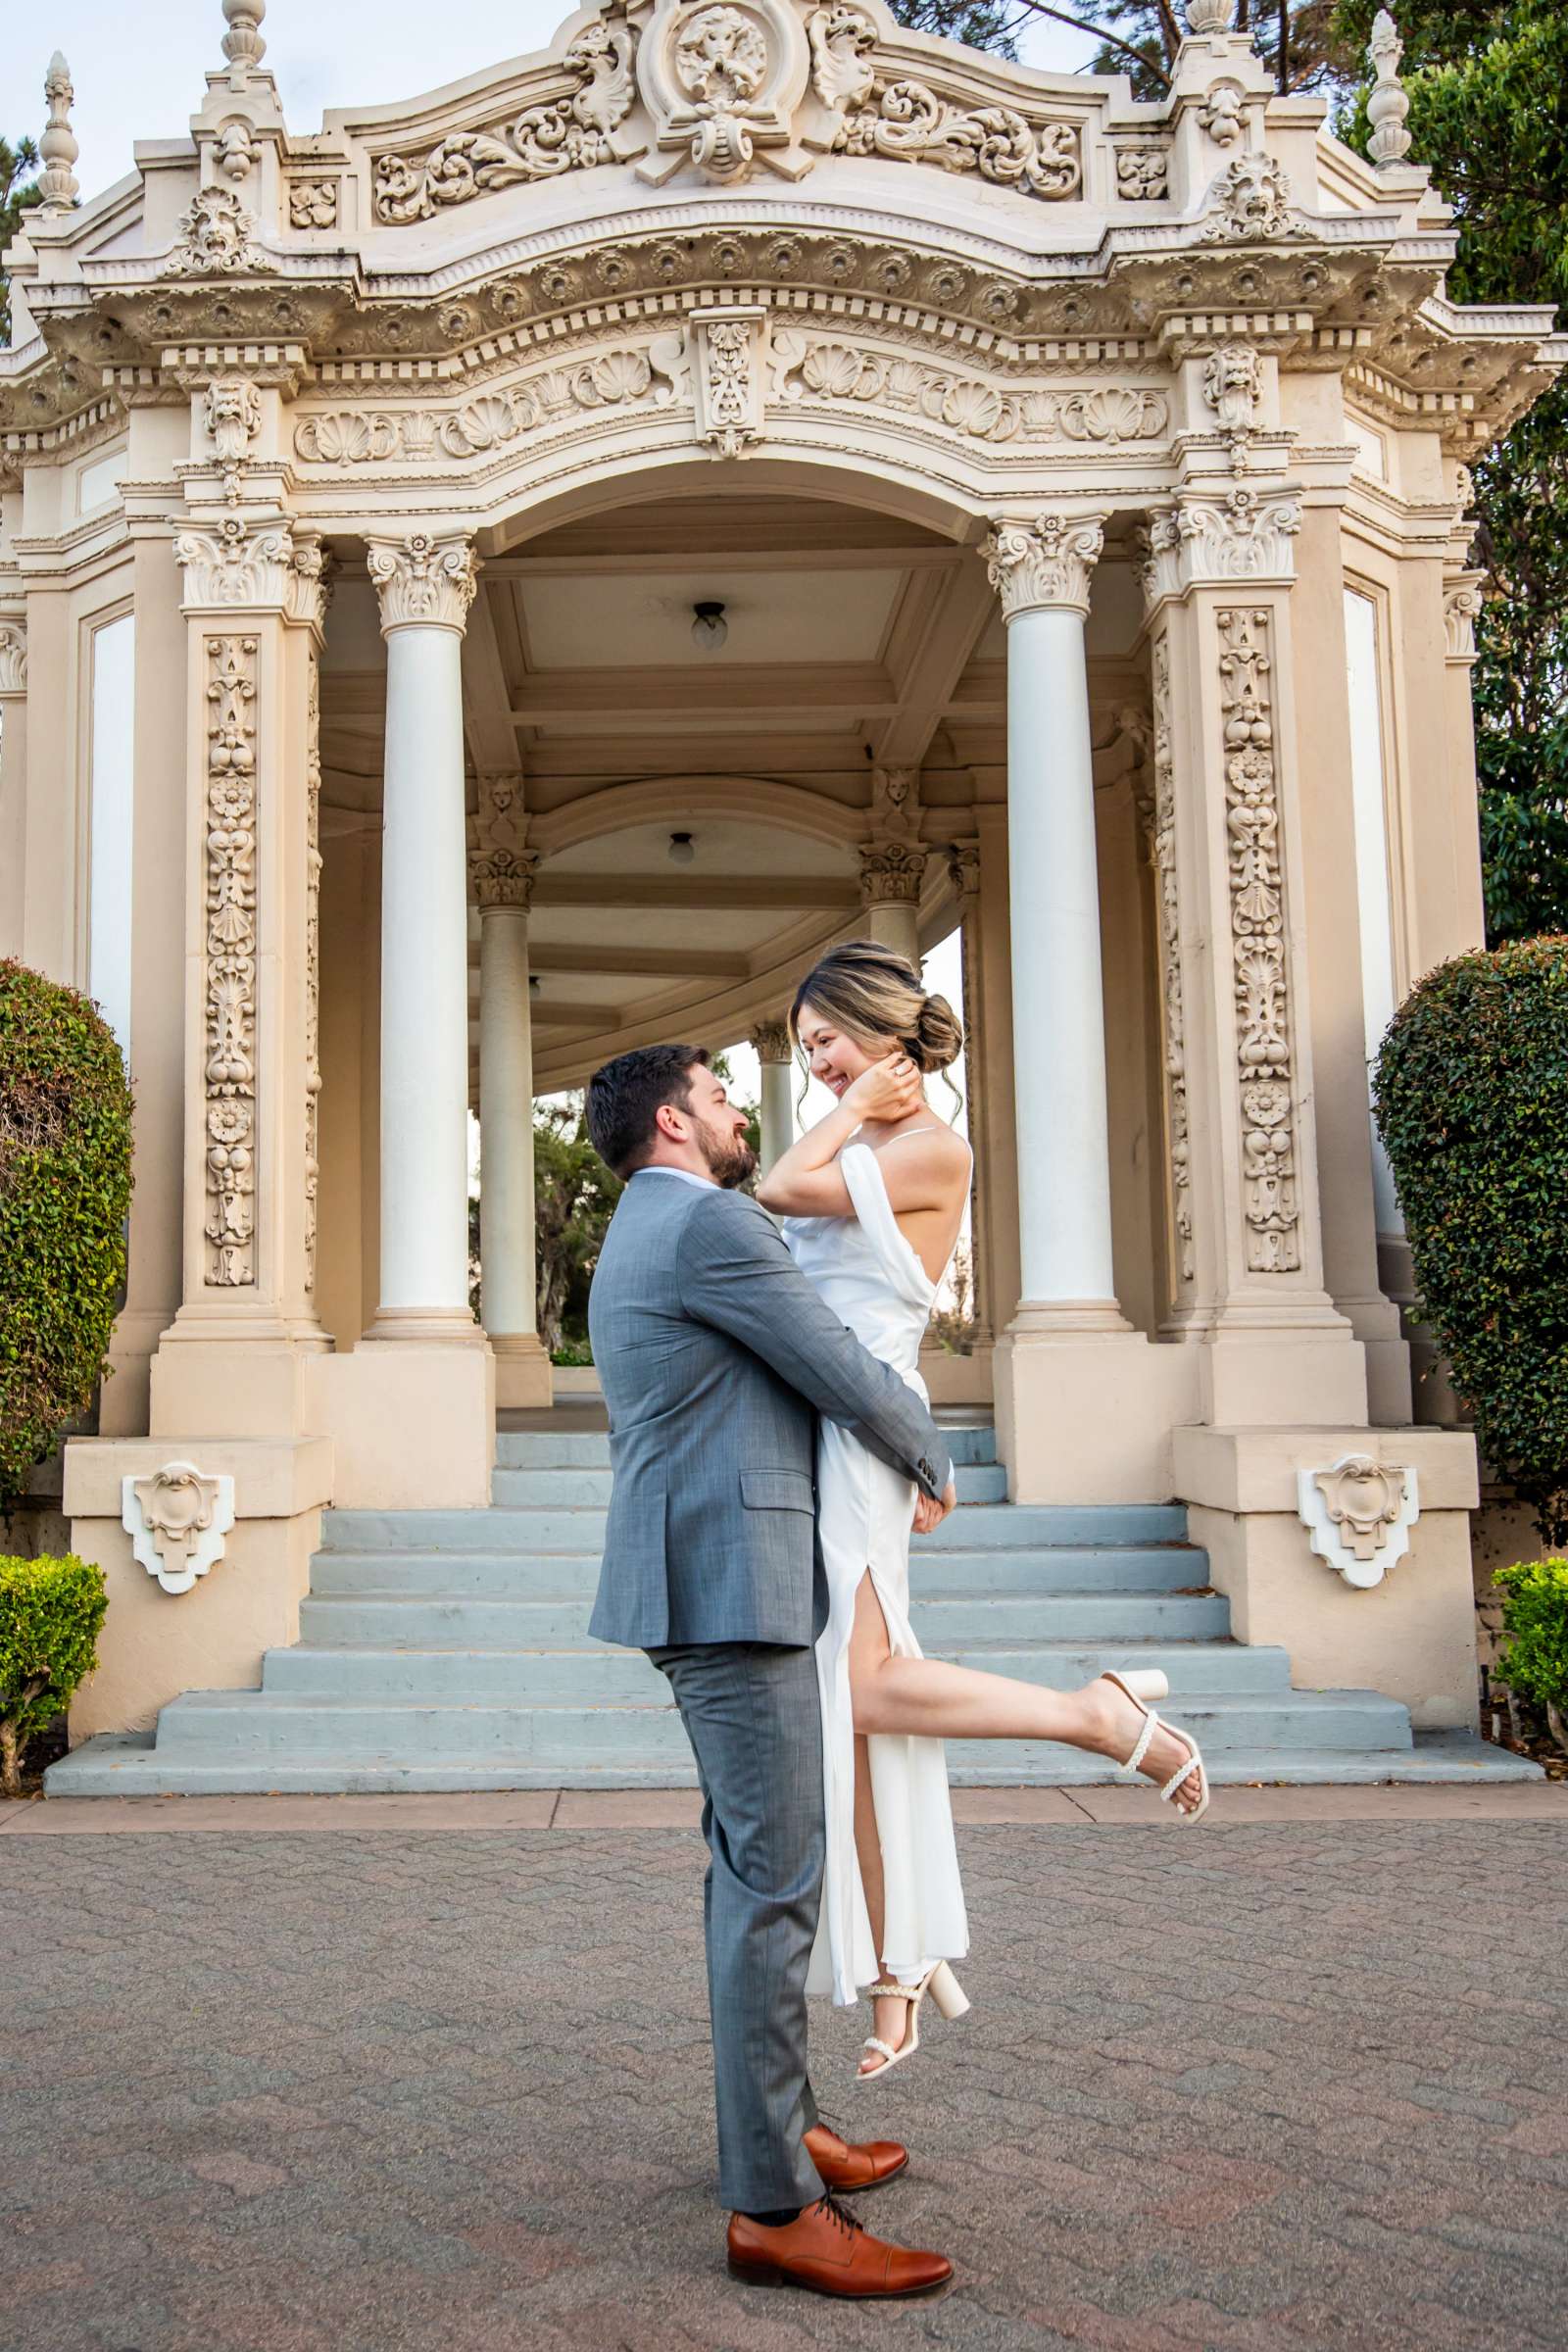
[756,1052,922,1217]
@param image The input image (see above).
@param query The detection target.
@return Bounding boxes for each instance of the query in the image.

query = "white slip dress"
[783,1135,971,2007]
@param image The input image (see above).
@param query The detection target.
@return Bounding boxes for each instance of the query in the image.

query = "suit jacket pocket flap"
[739,1468,815,1512]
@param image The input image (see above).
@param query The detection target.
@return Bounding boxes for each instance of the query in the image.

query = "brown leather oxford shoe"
[803,2120,908,2192]
[727,2193,953,2298]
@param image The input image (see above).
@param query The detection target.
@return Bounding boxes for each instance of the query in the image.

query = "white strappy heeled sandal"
[1101,1668,1210,1822]
[857,1960,970,2083]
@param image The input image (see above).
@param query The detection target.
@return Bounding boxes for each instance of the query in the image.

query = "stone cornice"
[367,528,478,632]
[985,512,1105,618]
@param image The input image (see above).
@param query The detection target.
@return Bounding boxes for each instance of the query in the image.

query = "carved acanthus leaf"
[367,531,478,631]
[1142,489,1300,601]
[288,178,339,228]
[984,513,1105,618]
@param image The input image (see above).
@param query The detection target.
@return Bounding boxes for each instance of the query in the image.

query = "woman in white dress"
[757,942,1208,2083]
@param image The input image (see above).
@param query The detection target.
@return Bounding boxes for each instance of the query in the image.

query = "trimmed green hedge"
[1372,938,1568,1545]
[1493,1559,1568,1723]
[0,1552,107,1795]
[0,958,134,1506]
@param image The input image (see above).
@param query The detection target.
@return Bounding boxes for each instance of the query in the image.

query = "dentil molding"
[122,1463,237,1595]
[984,513,1105,618]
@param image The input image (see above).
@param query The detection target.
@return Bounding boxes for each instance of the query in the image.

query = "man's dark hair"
[586,1044,710,1179]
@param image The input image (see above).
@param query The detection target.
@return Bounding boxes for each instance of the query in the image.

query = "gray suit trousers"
[648,1641,827,2214]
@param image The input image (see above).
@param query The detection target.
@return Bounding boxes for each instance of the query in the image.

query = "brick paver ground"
[5,1807,1568,2352]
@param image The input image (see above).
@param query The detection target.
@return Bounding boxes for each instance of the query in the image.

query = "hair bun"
[911,989,963,1073]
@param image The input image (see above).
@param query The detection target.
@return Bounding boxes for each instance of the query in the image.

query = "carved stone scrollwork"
[122,1463,237,1595]
[837,80,1081,200]
[808,4,877,110]
[215,117,259,184]
[202,635,260,1286]
[304,646,322,1292]
[751,1016,794,1064]
[984,513,1105,619]
[1444,573,1486,664]
[1298,1454,1420,1588]
[859,765,927,907]
[1115,147,1168,201]
[367,531,478,631]
[293,343,682,466]
[1147,632,1195,1289]
[202,373,263,504]
[467,773,538,909]
[288,178,339,228]
[1216,606,1300,1274]
[0,618,26,696]
[372,23,637,221]
[1201,152,1301,242]
[163,184,277,276]
[770,333,1167,447]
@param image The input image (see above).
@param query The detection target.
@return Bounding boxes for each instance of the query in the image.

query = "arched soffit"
[531,774,864,861]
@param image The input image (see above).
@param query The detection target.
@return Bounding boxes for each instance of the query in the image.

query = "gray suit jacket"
[587,1170,953,1650]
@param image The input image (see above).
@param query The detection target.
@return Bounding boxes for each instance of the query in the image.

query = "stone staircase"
[47,1420,1531,1794]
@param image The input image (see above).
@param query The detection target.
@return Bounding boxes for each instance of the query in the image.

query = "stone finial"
[221,0,268,84]
[37,52,79,218]
[1185,0,1237,30]
[1367,9,1412,168]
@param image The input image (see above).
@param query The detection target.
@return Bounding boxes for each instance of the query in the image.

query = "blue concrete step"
[263,1636,1291,1703]
[48,1414,1528,1799]
[46,1728,1543,1796]
[138,1683,1414,1768]
[307,1544,1208,1601]
[317,1501,1191,1554]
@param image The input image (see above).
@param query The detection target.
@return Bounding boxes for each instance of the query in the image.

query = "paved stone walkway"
[6,1796,1567,2351]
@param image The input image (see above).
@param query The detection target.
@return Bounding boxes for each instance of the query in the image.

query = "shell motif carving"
[372,22,638,221]
[292,345,681,465]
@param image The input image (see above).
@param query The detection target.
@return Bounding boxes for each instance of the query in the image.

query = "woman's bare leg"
[850,1581,923,2075]
[846,1572,1203,1809]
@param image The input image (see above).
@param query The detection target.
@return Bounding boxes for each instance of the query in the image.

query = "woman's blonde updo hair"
[789,939,964,1075]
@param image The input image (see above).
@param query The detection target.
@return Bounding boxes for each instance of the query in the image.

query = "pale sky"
[3,1,1095,202]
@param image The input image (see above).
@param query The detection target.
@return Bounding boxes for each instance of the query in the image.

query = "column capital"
[859,841,927,907]
[751,1017,793,1065]
[947,836,980,907]
[1139,486,1300,608]
[173,514,326,621]
[984,513,1106,620]
[368,529,479,634]
[467,771,536,909]
[0,614,26,699]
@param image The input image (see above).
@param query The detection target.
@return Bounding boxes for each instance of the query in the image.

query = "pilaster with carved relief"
[0,609,27,956]
[152,512,331,1432]
[1141,488,1364,1421]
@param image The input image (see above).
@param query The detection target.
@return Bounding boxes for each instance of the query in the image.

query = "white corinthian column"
[986,514,1124,1322]
[365,531,483,1343]
[983,513,1193,1503]
[751,1017,796,1174]
[471,772,552,1407]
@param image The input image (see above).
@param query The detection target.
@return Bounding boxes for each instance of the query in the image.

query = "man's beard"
[691,1112,757,1190]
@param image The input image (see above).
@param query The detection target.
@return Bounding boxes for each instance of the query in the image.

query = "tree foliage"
[0,961,134,1509]
[1372,938,1568,1545]
[1034,2,1348,97]
[887,0,1018,54]
[0,136,41,348]
[1336,0,1568,943]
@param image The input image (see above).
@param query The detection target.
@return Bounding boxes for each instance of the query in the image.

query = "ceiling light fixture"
[668,831,696,865]
[691,599,728,653]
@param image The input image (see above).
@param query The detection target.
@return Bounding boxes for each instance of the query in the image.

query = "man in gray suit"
[585,1043,956,2299]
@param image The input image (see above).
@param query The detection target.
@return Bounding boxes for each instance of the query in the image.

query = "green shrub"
[1372,937,1568,1544]
[1493,1559,1568,1721]
[0,958,134,1506]
[0,1552,107,1794]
